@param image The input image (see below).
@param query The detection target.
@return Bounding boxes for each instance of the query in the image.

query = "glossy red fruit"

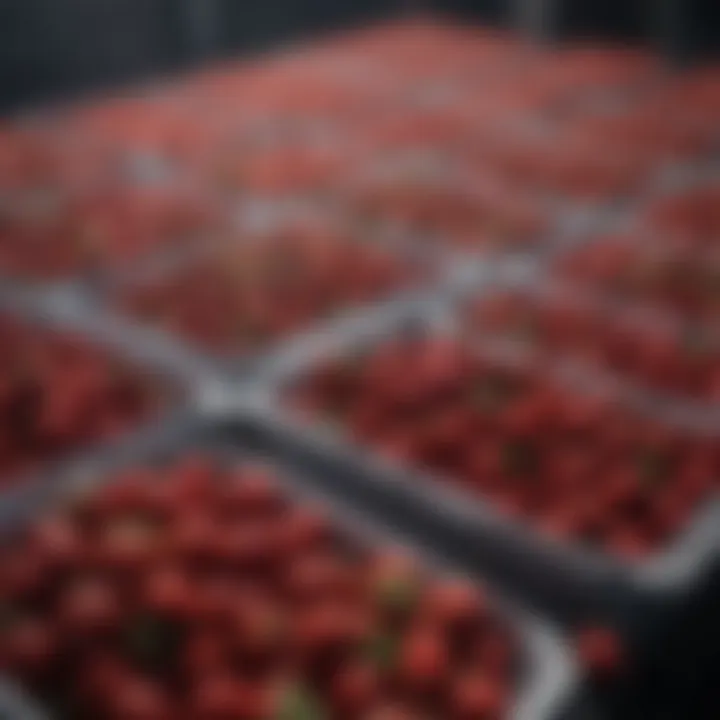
[109,676,173,720]
[223,466,284,517]
[182,630,229,680]
[293,603,367,665]
[330,661,379,716]
[648,485,693,539]
[422,580,486,632]
[230,598,284,661]
[0,550,46,600]
[365,703,416,720]
[576,625,625,680]
[141,564,197,620]
[214,522,279,572]
[287,552,360,606]
[0,617,56,678]
[135,476,187,520]
[59,577,121,639]
[167,510,217,563]
[278,507,331,557]
[191,674,270,720]
[171,455,216,505]
[397,627,448,691]
[539,499,590,540]
[30,516,83,572]
[470,624,516,679]
[415,338,469,395]
[93,472,156,517]
[195,576,245,627]
[604,524,648,559]
[451,673,507,719]
[76,652,129,708]
[192,674,241,717]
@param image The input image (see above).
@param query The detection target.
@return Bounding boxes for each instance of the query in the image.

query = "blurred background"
[0,0,718,112]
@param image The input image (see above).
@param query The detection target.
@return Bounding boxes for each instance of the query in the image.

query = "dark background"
[0,0,401,113]
[0,0,718,113]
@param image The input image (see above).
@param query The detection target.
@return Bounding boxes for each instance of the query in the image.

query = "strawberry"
[59,577,121,641]
[576,625,625,681]
[0,617,56,679]
[330,661,379,716]
[108,676,174,720]
[396,627,448,692]
[450,673,507,719]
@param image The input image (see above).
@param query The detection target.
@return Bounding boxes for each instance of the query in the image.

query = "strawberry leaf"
[375,575,420,620]
[274,683,327,720]
[364,632,398,672]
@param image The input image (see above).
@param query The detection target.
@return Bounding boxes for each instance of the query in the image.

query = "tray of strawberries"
[248,291,720,617]
[0,171,220,289]
[110,210,434,364]
[555,230,720,325]
[0,414,576,720]
[464,271,720,406]
[0,287,184,494]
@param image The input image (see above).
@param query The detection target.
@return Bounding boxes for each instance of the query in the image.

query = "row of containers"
[1,21,720,719]
[1,226,720,717]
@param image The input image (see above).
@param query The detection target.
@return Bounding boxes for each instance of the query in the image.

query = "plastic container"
[95,204,444,375]
[0,167,222,292]
[458,260,720,414]
[334,148,559,256]
[0,413,577,720]
[0,282,210,500]
[248,283,720,625]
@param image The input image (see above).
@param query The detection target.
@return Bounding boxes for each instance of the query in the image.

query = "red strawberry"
[365,703,416,720]
[576,625,625,680]
[191,674,270,720]
[109,676,174,720]
[230,597,285,662]
[171,454,216,505]
[286,553,358,606]
[222,466,284,518]
[0,617,56,679]
[421,580,487,634]
[167,510,217,563]
[0,550,46,600]
[277,507,332,557]
[451,673,507,719]
[396,627,448,692]
[76,652,130,709]
[182,630,229,679]
[141,564,198,621]
[293,603,368,670]
[59,577,121,640]
[330,661,379,716]
[30,516,83,572]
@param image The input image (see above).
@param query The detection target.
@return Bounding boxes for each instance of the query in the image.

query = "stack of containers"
[0,17,718,718]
